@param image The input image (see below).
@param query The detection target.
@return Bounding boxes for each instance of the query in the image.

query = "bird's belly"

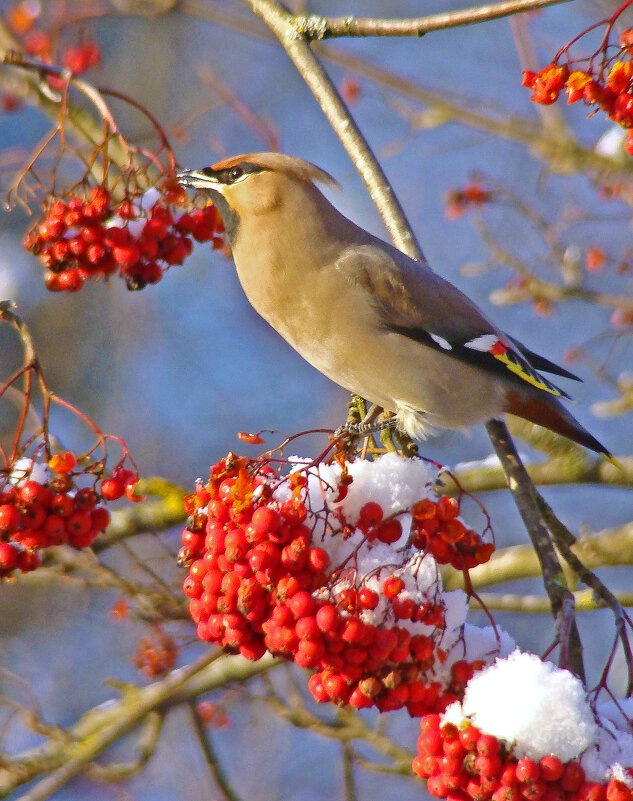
[271,315,506,432]
[239,268,505,434]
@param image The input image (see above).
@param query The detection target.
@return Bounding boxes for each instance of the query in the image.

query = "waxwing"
[178,152,612,460]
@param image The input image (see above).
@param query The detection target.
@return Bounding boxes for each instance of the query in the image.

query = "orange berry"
[48,451,77,474]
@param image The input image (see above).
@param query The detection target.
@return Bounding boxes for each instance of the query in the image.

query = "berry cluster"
[522,28,633,155]
[99,466,143,502]
[5,1,100,77]
[133,627,178,679]
[444,183,494,219]
[0,454,112,577]
[23,185,224,291]
[413,715,633,801]
[196,700,230,728]
[180,454,495,715]
[408,496,494,571]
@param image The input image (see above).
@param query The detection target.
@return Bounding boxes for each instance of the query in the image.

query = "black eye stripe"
[201,162,264,184]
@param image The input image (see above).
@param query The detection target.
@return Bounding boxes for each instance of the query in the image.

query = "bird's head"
[177,153,339,240]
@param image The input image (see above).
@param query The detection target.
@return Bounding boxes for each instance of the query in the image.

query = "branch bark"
[485,419,585,678]
[0,653,279,799]
[289,0,572,39]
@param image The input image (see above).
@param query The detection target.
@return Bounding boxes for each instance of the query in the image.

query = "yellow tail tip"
[601,452,625,472]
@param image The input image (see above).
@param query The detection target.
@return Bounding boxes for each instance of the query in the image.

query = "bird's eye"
[228,166,243,182]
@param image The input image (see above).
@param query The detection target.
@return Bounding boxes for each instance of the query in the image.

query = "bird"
[177,152,614,461]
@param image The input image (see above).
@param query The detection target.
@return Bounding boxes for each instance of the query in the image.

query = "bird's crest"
[209,153,340,189]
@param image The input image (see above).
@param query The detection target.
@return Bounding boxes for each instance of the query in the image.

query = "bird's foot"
[335,416,398,438]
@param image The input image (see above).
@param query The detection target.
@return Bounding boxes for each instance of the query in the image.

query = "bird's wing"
[335,243,570,399]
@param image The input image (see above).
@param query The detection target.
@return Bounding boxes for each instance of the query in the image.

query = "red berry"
[0,541,20,572]
[66,511,92,538]
[48,492,73,518]
[516,758,540,783]
[287,590,315,619]
[316,603,340,632]
[322,672,349,703]
[539,756,563,782]
[606,781,630,801]
[42,514,66,543]
[307,672,329,703]
[74,487,97,511]
[358,501,383,527]
[383,576,404,599]
[375,518,402,544]
[427,775,449,798]
[476,734,500,756]
[577,783,607,801]
[18,481,51,508]
[251,506,280,535]
[100,478,125,501]
[522,779,547,801]
[358,587,379,609]
[437,495,460,521]
[307,547,329,572]
[17,548,41,572]
[90,507,110,531]
[475,754,502,778]
[561,762,585,793]
[0,503,20,533]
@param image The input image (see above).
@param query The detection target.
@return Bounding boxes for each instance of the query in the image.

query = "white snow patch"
[581,698,633,783]
[595,126,627,158]
[443,650,597,761]
[9,457,50,486]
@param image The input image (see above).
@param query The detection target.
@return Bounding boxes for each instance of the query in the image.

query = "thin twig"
[535,493,633,694]
[188,701,244,801]
[289,0,571,39]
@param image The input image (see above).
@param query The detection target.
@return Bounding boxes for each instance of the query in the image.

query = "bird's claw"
[334,417,398,438]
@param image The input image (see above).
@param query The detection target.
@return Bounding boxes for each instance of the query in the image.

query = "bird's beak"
[177,169,223,193]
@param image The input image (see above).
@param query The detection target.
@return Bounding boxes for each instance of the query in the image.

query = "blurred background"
[0,1,632,799]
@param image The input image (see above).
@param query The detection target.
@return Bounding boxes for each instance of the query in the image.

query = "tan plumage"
[178,153,612,458]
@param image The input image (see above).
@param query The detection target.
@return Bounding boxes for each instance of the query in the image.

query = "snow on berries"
[180,452,509,715]
[23,183,224,292]
[0,454,119,577]
[414,651,633,801]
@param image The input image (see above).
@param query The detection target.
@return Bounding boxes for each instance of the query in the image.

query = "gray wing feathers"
[335,243,497,342]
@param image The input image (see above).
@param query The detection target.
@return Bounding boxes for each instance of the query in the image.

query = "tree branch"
[289,0,572,40]
[242,0,425,261]
[485,419,585,678]
[0,652,279,798]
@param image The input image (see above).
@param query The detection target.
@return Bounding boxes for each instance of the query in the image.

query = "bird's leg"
[335,404,397,437]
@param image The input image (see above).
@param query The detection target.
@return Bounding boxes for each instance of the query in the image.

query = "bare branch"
[289,0,572,40]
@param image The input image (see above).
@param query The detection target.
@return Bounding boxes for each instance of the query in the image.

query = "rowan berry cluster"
[444,183,494,219]
[408,496,494,571]
[413,714,633,801]
[134,627,178,679]
[23,185,224,291]
[522,28,633,155]
[180,453,495,715]
[196,700,230,728]
[5,1,100,77]
[0,453,113,578]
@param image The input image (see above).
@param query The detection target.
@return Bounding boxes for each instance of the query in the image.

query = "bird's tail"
[504,389,618,465]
